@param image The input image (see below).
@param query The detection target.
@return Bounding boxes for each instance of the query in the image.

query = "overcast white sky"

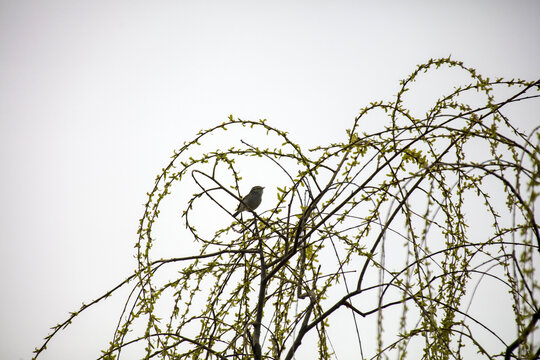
[1,1,539,359]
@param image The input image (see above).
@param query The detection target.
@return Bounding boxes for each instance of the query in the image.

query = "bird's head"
[250,186,264,194]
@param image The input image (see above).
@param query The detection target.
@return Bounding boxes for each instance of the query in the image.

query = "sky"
[1,1,539,359]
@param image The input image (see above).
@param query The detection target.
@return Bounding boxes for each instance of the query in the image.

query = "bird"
[233,186,264,217]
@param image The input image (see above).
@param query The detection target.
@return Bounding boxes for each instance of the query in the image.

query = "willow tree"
[34,58,540,360]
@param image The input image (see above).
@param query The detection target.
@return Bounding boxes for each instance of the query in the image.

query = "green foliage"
[34,58,540,359]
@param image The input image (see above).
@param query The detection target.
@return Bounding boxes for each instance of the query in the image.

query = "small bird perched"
[233,186,264,217]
